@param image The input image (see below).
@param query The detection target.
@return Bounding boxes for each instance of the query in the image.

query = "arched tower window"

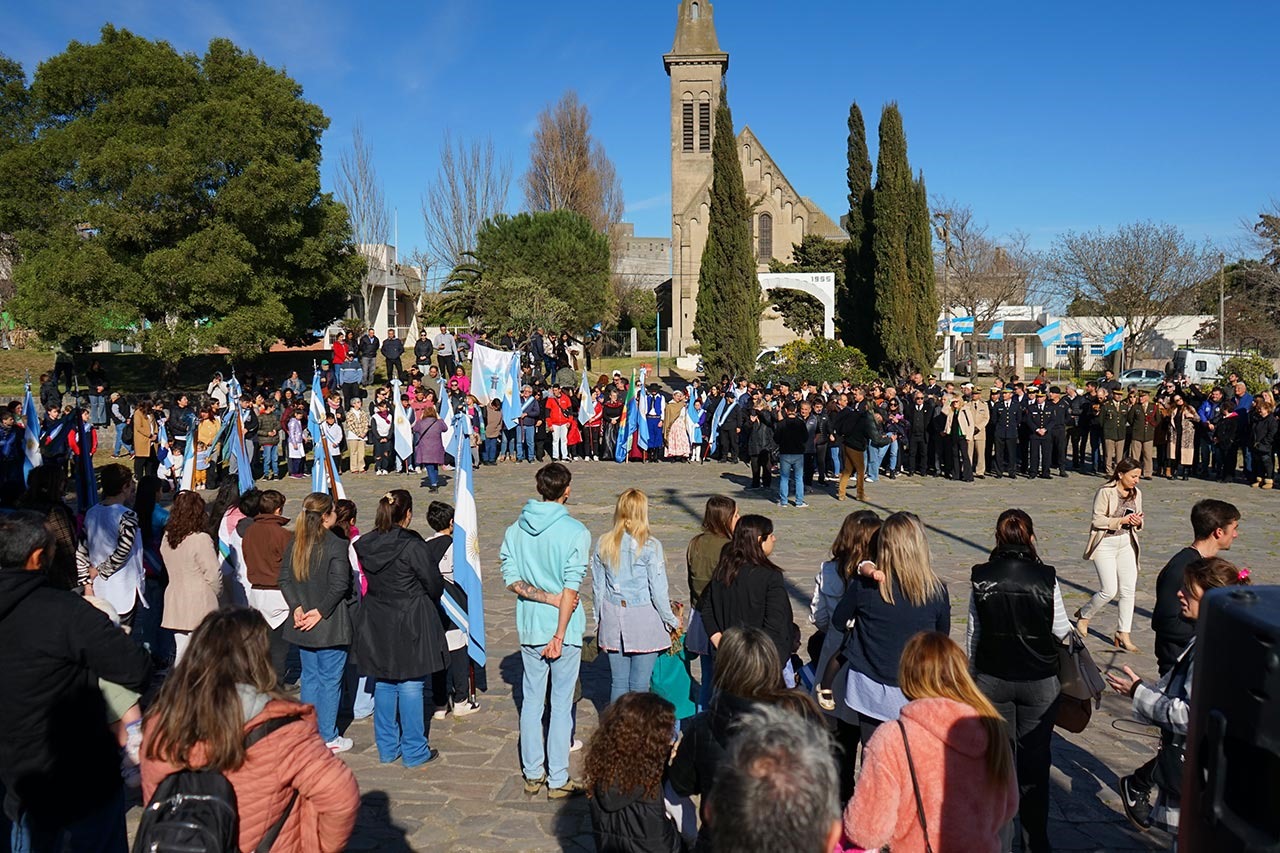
[698,93,711,152]
[691,2,700,21]
[757,213,773,261]
[682,93,694,152]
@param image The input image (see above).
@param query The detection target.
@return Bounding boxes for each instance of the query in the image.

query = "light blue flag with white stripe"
[502,353,522,429]
[577,371,593,424]
[22,384,42,485]
[179,428,197,491]
[1036,321,1062,346]
[441,412,486,667]
[708,396,736,456]
[987,321,1005,341]
[950,316,975,334]
[309,371,329,494]
[437,378,455,451]
[1102,326,1126,356]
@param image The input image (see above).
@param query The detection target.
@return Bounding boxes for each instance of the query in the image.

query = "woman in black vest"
[966,509,1072,853]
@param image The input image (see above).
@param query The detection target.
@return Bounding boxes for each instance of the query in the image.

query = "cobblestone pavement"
[130,459,1279,851]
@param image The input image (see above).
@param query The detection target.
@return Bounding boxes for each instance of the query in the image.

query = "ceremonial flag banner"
[1036,321,1063,346]
[179,429,197,491]
[950,316,975,334]
[442,413,486,666]
[309,371,328,494]
[1102,326,1126,356]
[501,353,522,429]
[635,368,650,452]
[75,410,98,512]
[22,384,41,484]
[391,380,413,467]
[470,345,517,406]
[577,371,593,423]
[614,369,639,462]
[437,377,455,451]
[987,321,1005,341]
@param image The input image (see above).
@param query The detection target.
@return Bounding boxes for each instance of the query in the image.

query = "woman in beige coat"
[1163,393,1199,480]
[1076,458,1143,651]
[160,490,222,663]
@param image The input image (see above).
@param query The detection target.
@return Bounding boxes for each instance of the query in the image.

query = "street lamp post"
[934,211,953,380]
[1218,253,1225,354]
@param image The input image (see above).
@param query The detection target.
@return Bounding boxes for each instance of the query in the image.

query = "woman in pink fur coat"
[844,632,1018,852]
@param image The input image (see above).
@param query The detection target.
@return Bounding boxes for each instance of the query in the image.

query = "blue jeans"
[353,675,375,719]
[113,423,127,455]
[865,444,885,482]
[885,438,899,472]
[697,651,715,710]
[502,428,517,456]
[829,446,842,476]
[373,677,433,766]
[519,425,536,461]
[778,453,804,504]
[519,643,581,788]
[261,444,278,477]
[424,463,439,487]
[607,650,659,704]
[299,646,347,742]
[9,785,127,853]
[483,437,499,463]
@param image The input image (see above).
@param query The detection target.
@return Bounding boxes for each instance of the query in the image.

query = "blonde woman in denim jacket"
[591,489,681,703]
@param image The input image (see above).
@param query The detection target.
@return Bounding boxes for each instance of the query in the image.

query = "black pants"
[907,435,928,474]
[833,717,861,804]
[975,672,1059,853]
[750,450,772,488]
[438,354,456,380]
[134,455,157,482]
[385,357,403,382]
[55,362,74,392]
[996,436,1019,476]
[1068,426,1085,468]
[718,427,737,462]
[951,436,973,481]
[814,445,830,482]
[267,618,293,683]
[1051,430,1068,473]
[1028,437,1050,477]
[432,646,471,706]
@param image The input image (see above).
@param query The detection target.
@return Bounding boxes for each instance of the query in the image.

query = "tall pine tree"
[694,87,760,378]
[842,102,876,359]
[907,172,939,372]
[871,103,915,376]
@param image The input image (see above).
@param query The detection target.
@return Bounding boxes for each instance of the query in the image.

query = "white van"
[1170,349,1243,385]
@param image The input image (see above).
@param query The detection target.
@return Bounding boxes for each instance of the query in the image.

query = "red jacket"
[844,697,1017,852]
[141,699,359,853]
[545,394,574,427]
[68,425,98,457]
[333,339,349,364]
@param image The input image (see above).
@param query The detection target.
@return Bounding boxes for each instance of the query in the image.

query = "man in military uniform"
[1098,387,1127,475]
[992,387,1020,478]
[1024,388,1053,478]
[1047,385,1070,477]
[964,383,990,478]
[1127,388,1158,479]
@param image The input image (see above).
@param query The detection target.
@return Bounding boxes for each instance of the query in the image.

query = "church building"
[658,0,845,358]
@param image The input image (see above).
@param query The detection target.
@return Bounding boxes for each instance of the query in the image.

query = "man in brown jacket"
[1126,389,1158,479]
[964,384,991,478]
[241,490,294,680]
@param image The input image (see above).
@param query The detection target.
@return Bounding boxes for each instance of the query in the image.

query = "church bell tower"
[664,0,728,356]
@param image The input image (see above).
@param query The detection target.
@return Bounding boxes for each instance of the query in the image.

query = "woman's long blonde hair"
[598,488,650,571]
[875,511,943,606]
[289,492,334,582]
[899,631,1013,785]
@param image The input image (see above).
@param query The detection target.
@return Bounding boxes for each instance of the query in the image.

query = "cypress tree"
[907,172,940,372]
[871,103,914,376]
[694,86,760,379]
[842,102,876,359]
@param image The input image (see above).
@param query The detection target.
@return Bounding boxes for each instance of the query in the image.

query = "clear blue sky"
[5,0,1278,281]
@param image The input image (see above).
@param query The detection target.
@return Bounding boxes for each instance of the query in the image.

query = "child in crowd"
[585,692,685,853]
[193,441,210,489]
[286,407,307,478]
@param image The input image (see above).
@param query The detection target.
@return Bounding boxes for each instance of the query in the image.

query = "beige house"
[662,0,845,356]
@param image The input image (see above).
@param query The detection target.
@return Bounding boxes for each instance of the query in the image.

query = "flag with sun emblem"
[442,411,485,666]
[22,383,42,485]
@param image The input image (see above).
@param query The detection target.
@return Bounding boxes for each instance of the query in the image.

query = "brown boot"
[1265,480,1275,490]
[1073,609,1090,639]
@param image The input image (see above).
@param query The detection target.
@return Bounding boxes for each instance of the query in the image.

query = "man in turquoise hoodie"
[500,462,591,799]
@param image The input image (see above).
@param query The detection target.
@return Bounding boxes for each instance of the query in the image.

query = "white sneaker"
[326,736,354,754]
[453,699,481,717]
[569,738,584,753]
[432,705,449,720]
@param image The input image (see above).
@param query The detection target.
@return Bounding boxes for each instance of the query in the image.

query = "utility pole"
[1218,252,1225,354]
[933,212,953,380]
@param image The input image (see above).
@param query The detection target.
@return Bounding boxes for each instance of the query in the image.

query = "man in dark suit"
[992,387,1020,478]
[1047,385,1070,477]
[904,391,932,476]
[1024,389,1054,478]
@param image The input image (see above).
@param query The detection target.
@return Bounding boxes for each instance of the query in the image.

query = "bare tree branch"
[523,91,624,235]
[422,130,511,272]
[334,123,390,325]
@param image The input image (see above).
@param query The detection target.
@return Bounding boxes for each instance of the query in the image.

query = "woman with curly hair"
[159,490,222,664]
[585,692,685,853]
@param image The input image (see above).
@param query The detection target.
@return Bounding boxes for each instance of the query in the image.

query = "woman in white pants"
[1077,458,1143,651]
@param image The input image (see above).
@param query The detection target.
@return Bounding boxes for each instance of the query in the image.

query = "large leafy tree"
[871,104,915,376]
[907,173,939,369]
[0,27,363,364]
[446,209,611,332]
[768,235,846,337]
[694,87,760,379]
[842,102,875,355]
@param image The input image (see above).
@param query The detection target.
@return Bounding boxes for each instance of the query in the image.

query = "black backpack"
[132,714,303,853]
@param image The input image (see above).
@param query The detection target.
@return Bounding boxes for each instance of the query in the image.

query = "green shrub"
[1220,354,1275,393]
[756,338,877,387]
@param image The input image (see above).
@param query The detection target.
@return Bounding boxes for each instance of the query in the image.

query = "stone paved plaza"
[130,460,1278,851]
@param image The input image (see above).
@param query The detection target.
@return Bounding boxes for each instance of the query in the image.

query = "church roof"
[664,0,728,72]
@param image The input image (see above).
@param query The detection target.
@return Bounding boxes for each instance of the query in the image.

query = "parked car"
[956,353,994,376]
[1117,368,1165,389]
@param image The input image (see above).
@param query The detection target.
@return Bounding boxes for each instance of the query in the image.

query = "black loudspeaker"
[1179,585,1280,852]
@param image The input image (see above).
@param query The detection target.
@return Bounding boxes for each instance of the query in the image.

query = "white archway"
[758,272,836,340]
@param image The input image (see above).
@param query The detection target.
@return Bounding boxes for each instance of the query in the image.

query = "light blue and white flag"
[22,384,41,484]
[987,321,1005,341]
[577,371,594,424]
[614,369,639,463]
[308,370,336,494]
[231,411,255,493]
[390,379,413,466]
[442,412,486,667]
[686,385,702,444]
[950,316,975,334]
[1102,326,1126,356]
[157,420,170,467]
[470,344,518,407]
[501,354,522,429]
[437,378,455,452]
[1036,320,1062,346]
[708,395,736,456]
[178,429,197,491]
[1064,332,1083,348]
[635,368,649,452]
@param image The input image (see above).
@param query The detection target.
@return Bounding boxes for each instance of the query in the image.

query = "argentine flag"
[390,379,413,467]
[308,370,344,497]
[437,377,455,452]
[950,316,975,334]
[1102,326,1126,356]
[178,428,197,491]
[471,344,517,407]
[577,371,593,423]
[22,384,42,484]
[441,412,486,667]
[635,368,650,452]
[987,321,1005,341]
[1036,320,1063,346]
[501,352,522,429]
[614,369,639,463]
[708,396,736,456]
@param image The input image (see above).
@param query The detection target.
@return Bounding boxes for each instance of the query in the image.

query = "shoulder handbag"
[897,720,936,853]
[1055,631,1106,733]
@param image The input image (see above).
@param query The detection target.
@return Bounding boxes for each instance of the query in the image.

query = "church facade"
[660,0,845,357]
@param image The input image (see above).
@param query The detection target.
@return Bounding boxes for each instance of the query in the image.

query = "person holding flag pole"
[21,373,43,486]
[309,361,345,498]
